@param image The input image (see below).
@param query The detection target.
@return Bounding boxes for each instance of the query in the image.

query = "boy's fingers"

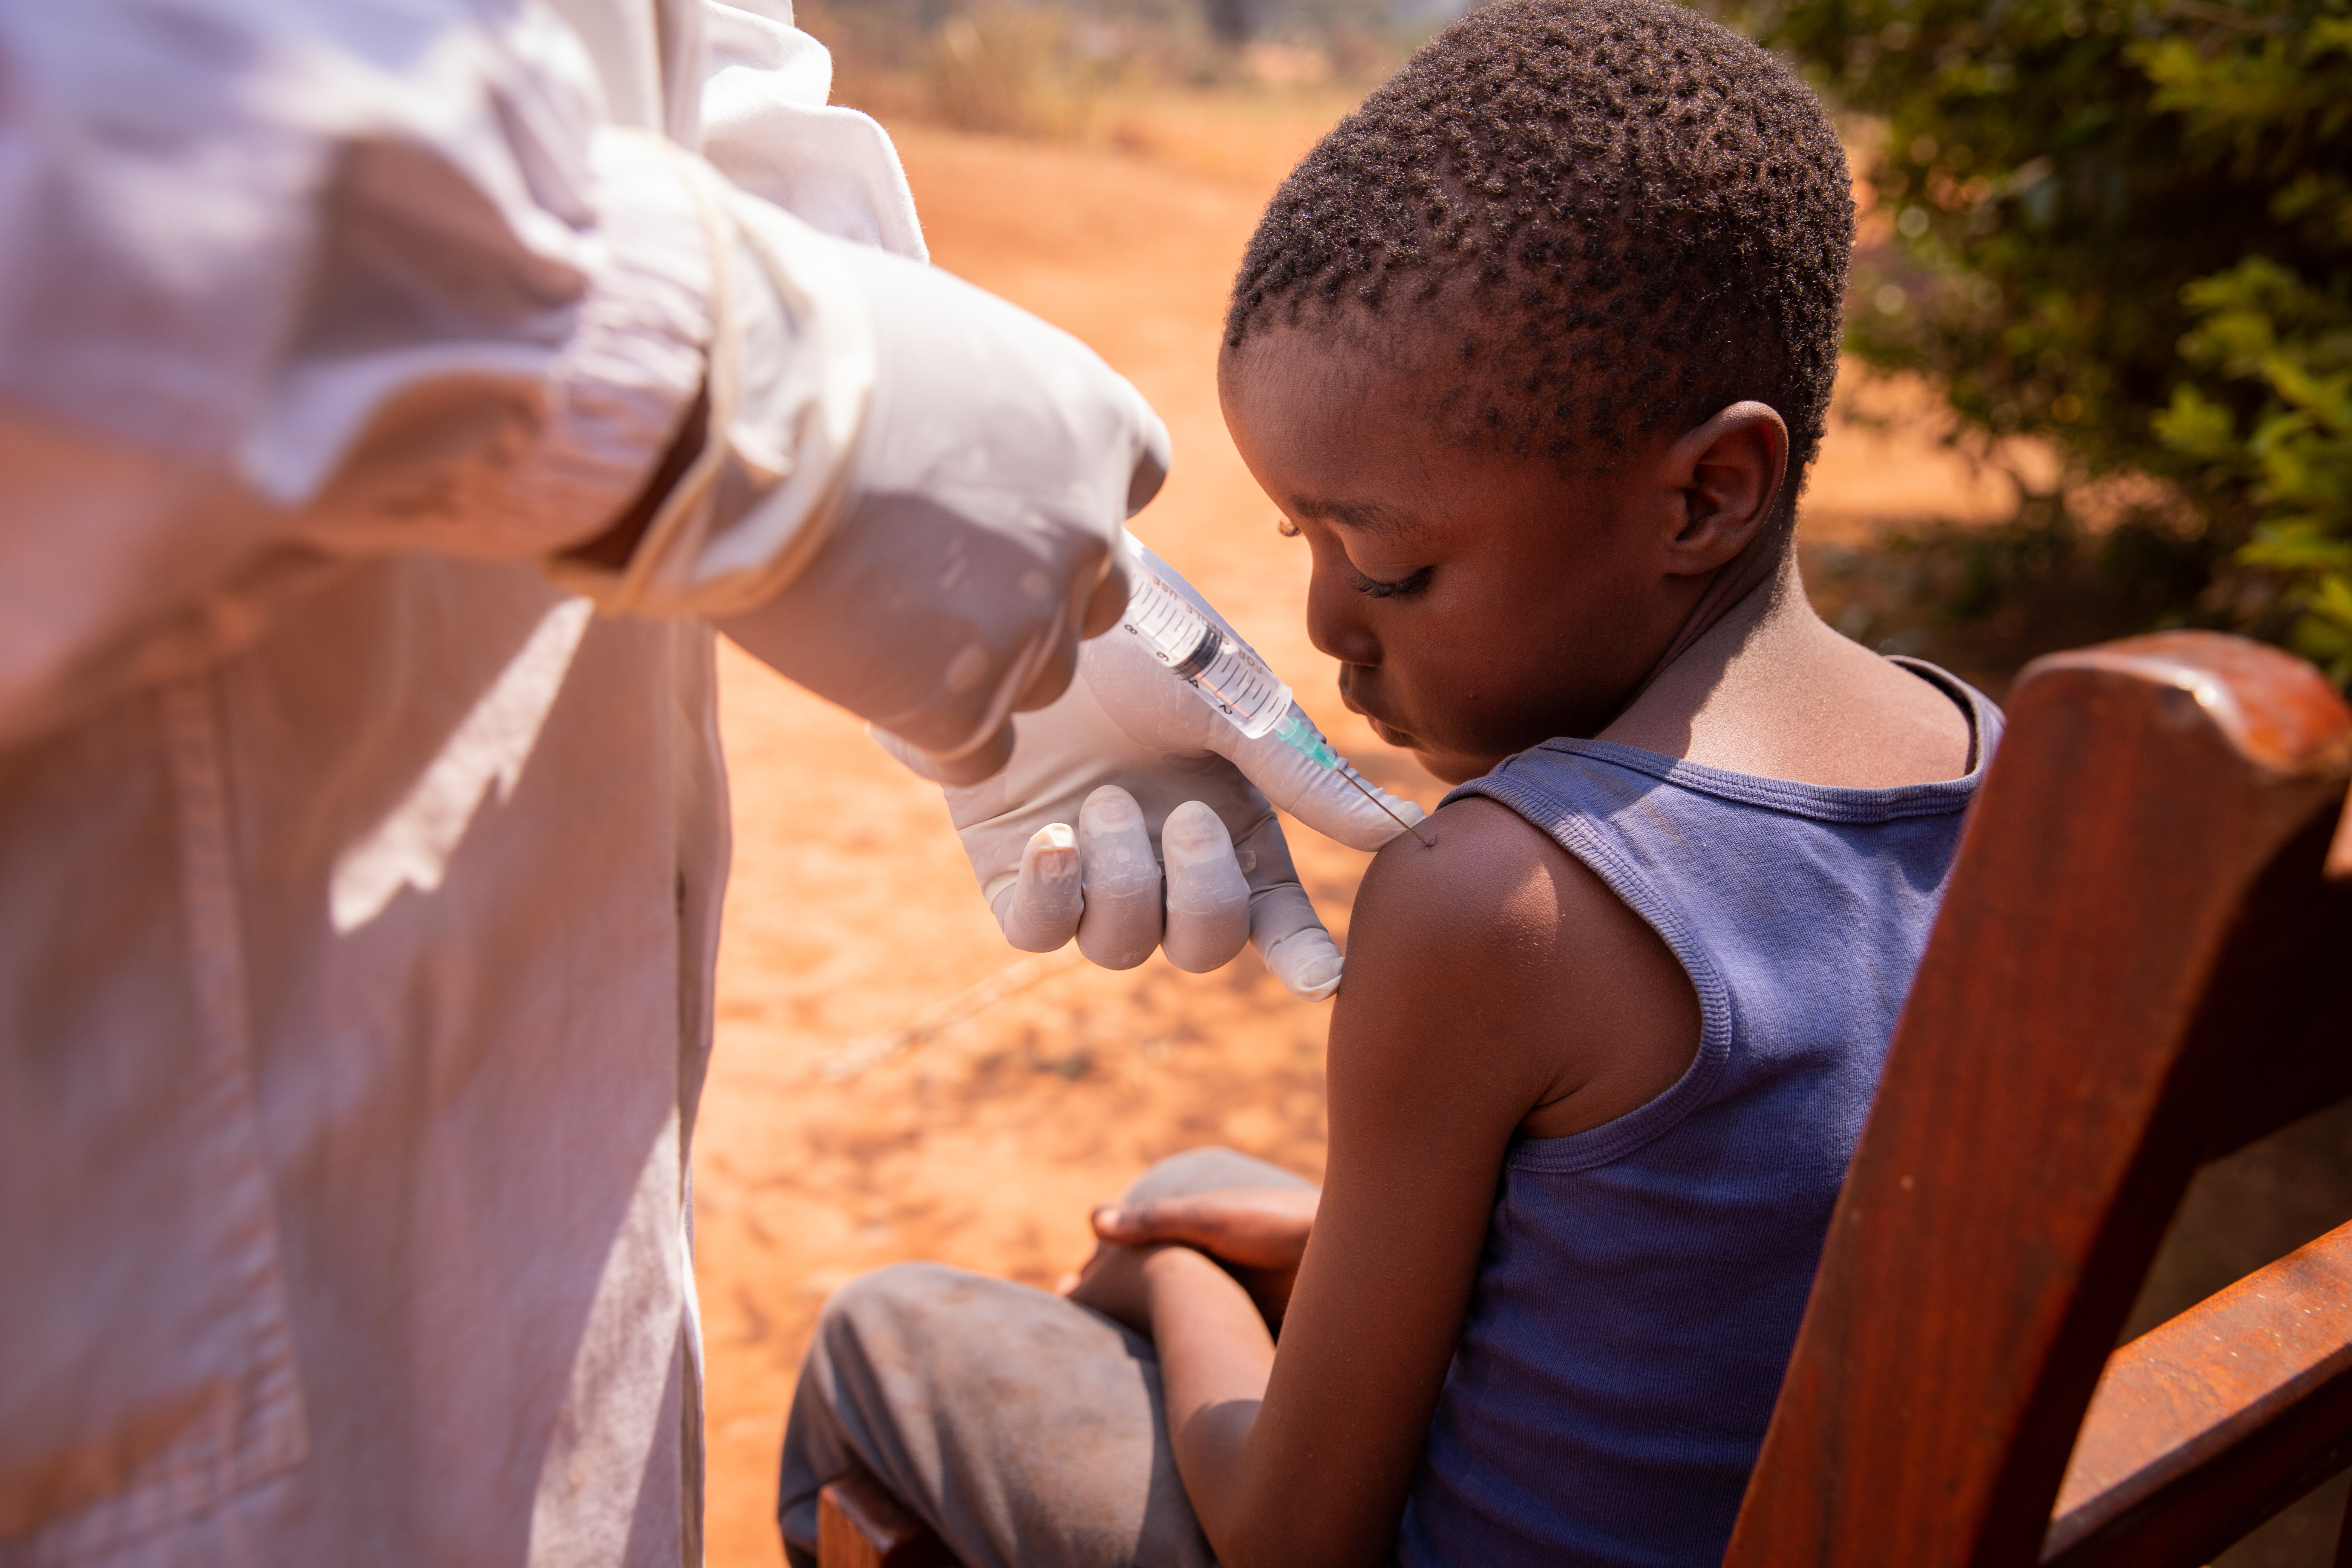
[1093,1199,1204,1246]
[992,824,1083,951]
[1160,801,1251,973]
[1075,786,1162,969]
[1091,1193,1316,1267]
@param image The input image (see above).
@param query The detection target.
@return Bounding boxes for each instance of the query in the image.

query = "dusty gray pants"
[778,1147,1314,1568]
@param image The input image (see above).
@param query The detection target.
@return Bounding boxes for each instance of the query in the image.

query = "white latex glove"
[717,242,1167,781]
[880,540,1427,1001]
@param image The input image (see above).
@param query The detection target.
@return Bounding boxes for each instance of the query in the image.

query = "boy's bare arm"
[1075,796,1700,1568]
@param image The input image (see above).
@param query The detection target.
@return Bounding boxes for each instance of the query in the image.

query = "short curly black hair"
[1224,0,1852,502]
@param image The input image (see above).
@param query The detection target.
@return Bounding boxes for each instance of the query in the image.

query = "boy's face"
[1220,324,1703,784]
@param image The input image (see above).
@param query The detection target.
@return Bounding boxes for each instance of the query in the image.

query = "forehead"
[1218,319,1590,542]
[1219,325,1430,487]
[1219,318,1440,447]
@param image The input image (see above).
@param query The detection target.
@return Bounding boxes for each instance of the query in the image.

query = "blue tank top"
[1393,661,2002,1568]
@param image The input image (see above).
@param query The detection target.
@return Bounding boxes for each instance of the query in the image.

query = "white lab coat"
[0,2,923,1561]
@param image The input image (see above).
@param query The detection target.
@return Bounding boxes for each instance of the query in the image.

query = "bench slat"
[2045,1217,2352,1568]
[817,1472,962,1568]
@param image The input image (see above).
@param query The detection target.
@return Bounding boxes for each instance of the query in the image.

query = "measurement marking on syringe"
[1169,626,1221,682]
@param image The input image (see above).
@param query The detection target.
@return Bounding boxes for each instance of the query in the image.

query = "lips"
[1339,669,1418,750]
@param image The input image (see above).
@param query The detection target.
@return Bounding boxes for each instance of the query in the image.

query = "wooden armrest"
[2044,1217,2352,1567]
[2329,779,2352,880]
[817,1470,962,1568]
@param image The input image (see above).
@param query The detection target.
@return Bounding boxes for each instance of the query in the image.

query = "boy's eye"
[1350,564,1433,600]
[1281,514,1432,599]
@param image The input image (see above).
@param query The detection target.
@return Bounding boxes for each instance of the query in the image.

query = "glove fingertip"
[994,838,1083,952]
[1263,927,1343,1002]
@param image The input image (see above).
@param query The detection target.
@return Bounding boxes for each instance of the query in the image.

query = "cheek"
[1409,565,1615,741]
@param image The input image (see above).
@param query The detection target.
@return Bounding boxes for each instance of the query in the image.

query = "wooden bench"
[821,630,2352,1568]
[818,1470,962,1568]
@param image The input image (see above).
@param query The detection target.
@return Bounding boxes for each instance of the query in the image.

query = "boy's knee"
[813,1262,1087,1385]
[805,1262,1157,1462]
[1124,1145,1313,1204]
[814,1262,985,1360]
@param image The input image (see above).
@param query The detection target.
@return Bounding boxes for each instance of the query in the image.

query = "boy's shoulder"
[1336,793,1699,1141]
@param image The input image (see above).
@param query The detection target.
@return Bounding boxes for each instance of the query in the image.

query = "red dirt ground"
[689,107,2030,1566]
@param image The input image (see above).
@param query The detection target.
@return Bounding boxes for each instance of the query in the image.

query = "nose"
[1305,547,1382,669]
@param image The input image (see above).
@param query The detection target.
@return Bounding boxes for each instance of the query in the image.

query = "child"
[779,3,2001,1565]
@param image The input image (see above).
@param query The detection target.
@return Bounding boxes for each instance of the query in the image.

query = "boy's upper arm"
[1225,795,1699,1568]
[1336,793,1701,1153]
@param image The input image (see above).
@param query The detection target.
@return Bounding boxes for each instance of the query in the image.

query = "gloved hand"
[716,240,1167,782]
[879,540,1427,1001]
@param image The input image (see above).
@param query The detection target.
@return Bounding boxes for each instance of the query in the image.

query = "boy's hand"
[1063,1241,1266,1354]
[1061,1240,1162,1336]
[1089,1187,1320,1328]
[1092,1188,1319,1269]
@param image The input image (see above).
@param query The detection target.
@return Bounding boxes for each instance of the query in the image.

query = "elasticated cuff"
[551,152,877,621]
[507,127,712,559]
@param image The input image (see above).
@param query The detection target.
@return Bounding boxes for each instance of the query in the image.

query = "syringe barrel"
[1119,565,1293,739]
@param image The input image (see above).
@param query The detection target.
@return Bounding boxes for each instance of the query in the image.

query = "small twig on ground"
[820,946,1088,1081]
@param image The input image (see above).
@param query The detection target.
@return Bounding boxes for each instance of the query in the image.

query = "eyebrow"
[1290,496,1431,540]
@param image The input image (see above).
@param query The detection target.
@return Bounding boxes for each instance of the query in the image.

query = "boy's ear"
[1658,401,1790,576]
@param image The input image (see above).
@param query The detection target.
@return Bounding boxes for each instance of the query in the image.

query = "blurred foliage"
[802,0,1158,135]
[918,4,1139,136]
[800,0,1414,137]
[1726,0,2352,681]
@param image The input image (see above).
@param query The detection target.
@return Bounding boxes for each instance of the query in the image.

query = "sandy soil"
[688,107,2041,1566]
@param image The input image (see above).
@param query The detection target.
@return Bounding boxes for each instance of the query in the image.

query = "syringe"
[1119,564,1432,847]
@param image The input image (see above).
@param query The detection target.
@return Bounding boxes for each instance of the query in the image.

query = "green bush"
[1732,0,2352,680]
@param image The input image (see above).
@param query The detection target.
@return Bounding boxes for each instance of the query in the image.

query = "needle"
[1338,765,1433,848]
[1268,712,1435,848]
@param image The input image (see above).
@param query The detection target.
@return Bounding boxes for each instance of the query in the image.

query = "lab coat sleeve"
[697,0,927,263]
[0,0,875,745]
